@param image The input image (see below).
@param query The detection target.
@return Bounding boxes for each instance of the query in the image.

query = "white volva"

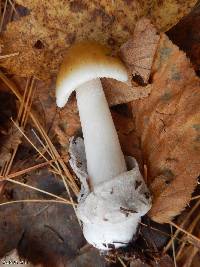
[56,41,151,250]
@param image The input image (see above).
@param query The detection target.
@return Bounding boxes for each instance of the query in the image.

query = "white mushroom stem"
[76,78,127,188]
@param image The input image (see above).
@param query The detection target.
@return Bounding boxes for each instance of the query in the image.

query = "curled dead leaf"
[120,18,160,84]
[132,33,200,223]
[102,18,159,105]
[102,79,152,106]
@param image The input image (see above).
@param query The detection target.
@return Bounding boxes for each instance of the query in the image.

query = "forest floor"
[0,1,200,266]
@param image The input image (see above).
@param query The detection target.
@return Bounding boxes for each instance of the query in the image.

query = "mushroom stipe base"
[69,137,152,250]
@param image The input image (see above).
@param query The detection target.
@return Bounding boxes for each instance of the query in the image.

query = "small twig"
[170,225,177,267]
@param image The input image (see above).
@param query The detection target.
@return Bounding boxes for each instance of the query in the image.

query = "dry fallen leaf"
[102,18,159,105]
[120,18,160,84]
[0,0,197,79]
[102,79,152,106]
[132,33,200,223]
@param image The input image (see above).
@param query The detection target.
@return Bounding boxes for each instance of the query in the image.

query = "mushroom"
[56,41,151,250]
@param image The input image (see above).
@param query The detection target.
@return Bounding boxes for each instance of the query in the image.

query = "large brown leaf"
[0,0,197,79]
[132,33,200,223]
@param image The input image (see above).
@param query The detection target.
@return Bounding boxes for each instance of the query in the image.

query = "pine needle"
[0,0,8,32]
[164,199,200,252]
[0,52,19,59]
[0,71,79,194]
[0,199,71,207]
[5,177,74,204]
[117,256,127,267]
[8,0,19,17]
[0,71,80,225]
[170,221,200,249]
[0,159,60,180]
[176,214,200,260]
[170,225,177,267]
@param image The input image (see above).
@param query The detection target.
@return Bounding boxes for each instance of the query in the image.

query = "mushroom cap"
[56,41,128,107]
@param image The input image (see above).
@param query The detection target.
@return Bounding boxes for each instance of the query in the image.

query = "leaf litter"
[0,2,200,266]
[0,0,197,78]
[0,168,85,266]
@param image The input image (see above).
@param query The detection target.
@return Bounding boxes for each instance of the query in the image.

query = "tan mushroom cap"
[56,41,128,108]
